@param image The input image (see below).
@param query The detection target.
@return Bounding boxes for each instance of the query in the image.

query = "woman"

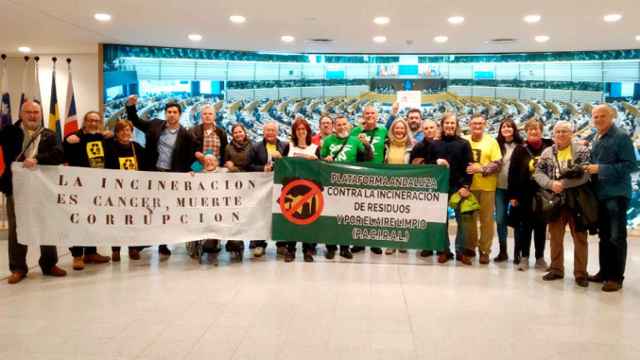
[533,121,590,287]
[508,118,553,270]
[223,124,253,258]
[384,118,414,255]
[494,117,523,262]
[285,117,319,263]
[105,120,146,261]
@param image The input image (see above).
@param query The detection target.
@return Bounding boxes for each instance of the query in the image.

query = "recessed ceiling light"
[373,36,387,43]
[434,36,448,43]
[18,46,31,53]
[448,16,464,25]
[373,16,390,25]
[94,13,112,22]
[535,35,550,43]
[603,14,622,23]
[523,14,541,23]
[281,35,295,43]
[188,33,203,42]
[636,35,640,41]
[229,15,246,24]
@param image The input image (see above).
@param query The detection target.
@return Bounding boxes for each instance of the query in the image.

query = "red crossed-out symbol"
[278,179,324,225]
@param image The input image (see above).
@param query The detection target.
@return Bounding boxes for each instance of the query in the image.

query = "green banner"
[271,158,450,250]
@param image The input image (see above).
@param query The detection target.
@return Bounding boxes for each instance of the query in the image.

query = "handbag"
[532,189,563,222]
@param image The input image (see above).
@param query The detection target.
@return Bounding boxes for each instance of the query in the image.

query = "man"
[189,104,229,255]
[534,121,591,287]
[321,115,372,259]
[585,104,637,292]
[423,119,439,142]
[407,109,425,142]
[0,100,67,284]
[350,106,388,254]
[126,95,195,256]
[248,121,289,258]
[64,111,112,270]
[312,115,334,147]
[464,114,502,264]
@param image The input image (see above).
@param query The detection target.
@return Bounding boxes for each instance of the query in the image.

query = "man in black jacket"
[126,95,195,256]
[248,121,288,257]
[0,100,67,284]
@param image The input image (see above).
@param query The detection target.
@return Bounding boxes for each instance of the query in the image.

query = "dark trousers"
[326,244,349,252]
[286,241,315,253]
[517,218,547,259]
[6,195,58,274]
[70,246,98,258]
[597,197,629,283]
[112,246,145,252]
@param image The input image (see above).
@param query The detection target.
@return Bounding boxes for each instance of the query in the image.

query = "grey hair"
[553,120,574,132]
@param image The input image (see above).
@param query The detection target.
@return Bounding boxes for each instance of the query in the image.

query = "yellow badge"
[86,141,104,159]
[119,157,138,170]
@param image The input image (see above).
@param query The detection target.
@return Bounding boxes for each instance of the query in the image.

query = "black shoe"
[371,247,383,255]
[420,250,434,257]
[587,273,604,283]
[351,246,364,253]
[493,251,508,263]
[304,251,314,262]
[575,277,589,287]
[325,250,336,260]
[284,251,295,263]
[542,272,564,281]
[158,245,172,256]
[340,249,353,259]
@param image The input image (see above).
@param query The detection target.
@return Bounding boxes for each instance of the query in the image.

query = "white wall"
[3,54,99,123]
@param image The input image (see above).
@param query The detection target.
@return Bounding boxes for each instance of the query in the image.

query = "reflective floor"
[0,236,638,360]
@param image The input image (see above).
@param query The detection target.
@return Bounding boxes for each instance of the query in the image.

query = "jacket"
[384,141,413,164]
[126,105,194,172]
[533,141,591,191]
[248,139,289,172]
[507,138,553,213]
[428,135,473,194]
[224,140,253,172]
[589,125,637,200]
[0,121,63,195]
[189,124,228,166]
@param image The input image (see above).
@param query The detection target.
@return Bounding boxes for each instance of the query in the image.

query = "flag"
[34,58,43,125]
[63,65,79,137]
[19,58,30,107]
[0,58,11,128]
[48,65,61,142]
[20,58,43,123]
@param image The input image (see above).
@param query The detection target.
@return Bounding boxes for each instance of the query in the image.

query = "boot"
[493,243,508,263]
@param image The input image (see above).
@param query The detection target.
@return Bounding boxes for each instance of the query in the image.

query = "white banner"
[12,163,273,246]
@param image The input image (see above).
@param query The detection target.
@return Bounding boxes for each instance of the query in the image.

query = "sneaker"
[253,247,265,258]
[111,250,121,262]
[284,251,295,263]
[385,248,396,255]
[325,250,336,260]
[73,257,85,271]
[84,253,111,264]
[340,249,353,259]
[303,251,314,262]
[276,246,288,257]
[128,249,141,260]
[158,245,172,256]
[420,250,434,258]
[517,257,529,271]
[535,258,548,270]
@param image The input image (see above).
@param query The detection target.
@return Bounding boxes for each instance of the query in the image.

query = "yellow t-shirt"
[266,143,277,157]
[556,146,573,172]
[387,144,406,164]
[465,134,502,191]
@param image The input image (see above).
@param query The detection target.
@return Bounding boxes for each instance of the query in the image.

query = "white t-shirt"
[288,143,318,159]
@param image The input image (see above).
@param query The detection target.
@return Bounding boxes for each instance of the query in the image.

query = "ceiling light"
[229,15,246,24]
[373,36,387,43]
[603,14,622,23]
[636,35,640,41]
[373,16,390,25]
[534,35,550,43]
[281,35,295,43]
[434,36,448,43]
[188,33,203,42]
[523,14,541,23]
[94,13,112,22]
[18,46,31,53]
[448,16,464,25]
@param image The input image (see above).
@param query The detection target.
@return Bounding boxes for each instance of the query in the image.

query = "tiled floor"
[0,237,638,360]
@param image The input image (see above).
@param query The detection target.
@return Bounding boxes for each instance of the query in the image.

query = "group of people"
[1,97,634,293]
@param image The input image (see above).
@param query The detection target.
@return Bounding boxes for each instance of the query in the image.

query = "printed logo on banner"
[277,178,324,225]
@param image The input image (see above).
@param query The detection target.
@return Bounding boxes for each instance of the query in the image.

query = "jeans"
[495,189,509,248]
[597,197,629,283]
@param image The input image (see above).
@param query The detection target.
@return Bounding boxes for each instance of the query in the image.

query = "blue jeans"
[444,208,465,254]
[495,189,509,248]
[597,197,629,283]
